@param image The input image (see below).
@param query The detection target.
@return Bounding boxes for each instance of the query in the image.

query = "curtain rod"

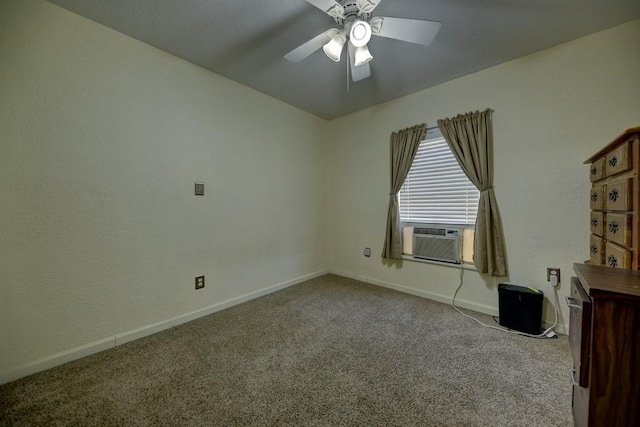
[425,124,441,136]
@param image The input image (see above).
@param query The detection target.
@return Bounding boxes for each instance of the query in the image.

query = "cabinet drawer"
[605,141,632,177]
[605,178,633,211]
[605,213,633,247]
[605,241,632,269]
[589,157,605,182]
[589,234,604,265]
[569,277,592,389]
[590,211,604,236]
[590,186,604,211]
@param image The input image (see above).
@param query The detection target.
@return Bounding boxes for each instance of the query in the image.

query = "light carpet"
[0,274,572,426]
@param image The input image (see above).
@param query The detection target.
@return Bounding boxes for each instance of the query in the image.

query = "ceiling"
[47,0,640,120]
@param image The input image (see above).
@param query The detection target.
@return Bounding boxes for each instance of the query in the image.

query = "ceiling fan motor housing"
[332,1,371,27]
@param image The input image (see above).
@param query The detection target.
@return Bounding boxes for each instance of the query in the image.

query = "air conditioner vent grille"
[412,226,461,263]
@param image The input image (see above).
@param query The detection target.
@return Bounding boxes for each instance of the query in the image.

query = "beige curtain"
[381,123,426,259]
[437,110,507,276]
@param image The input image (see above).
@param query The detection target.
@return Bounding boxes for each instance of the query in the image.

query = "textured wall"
[0,0,327,378]
[326,19,640,332]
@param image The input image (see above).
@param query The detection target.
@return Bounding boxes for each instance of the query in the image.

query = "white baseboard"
[330,270,568,336]
[0,337,116,386]
[114,269,329,346]
[0,269,328,385]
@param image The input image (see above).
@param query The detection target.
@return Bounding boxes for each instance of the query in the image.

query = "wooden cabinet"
[570,263,640,427]
[585,127,640,269]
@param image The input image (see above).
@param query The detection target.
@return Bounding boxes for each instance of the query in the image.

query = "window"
[398,127,479,264]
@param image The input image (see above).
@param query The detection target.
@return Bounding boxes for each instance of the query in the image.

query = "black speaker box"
[498,283,543,335]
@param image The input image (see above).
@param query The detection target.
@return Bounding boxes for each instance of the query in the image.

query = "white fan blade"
[356,0,383,14]
[348,42,371,82]
[351,62,371,82]
[284,29,338,63]
[305,0,345,19]
[370,17,441,46]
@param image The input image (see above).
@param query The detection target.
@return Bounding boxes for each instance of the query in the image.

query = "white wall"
[0,0,327,382]
[327,20,640,333]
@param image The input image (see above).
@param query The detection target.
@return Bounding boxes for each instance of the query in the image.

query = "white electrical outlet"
[547,268,560,287]
[195,275,205,289]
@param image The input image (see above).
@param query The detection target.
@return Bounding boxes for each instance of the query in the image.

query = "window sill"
[401,255,478,271]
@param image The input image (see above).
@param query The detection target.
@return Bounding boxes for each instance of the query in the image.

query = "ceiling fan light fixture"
[323,31,347,62]
[353,45,373,66]
[349,20,371,48]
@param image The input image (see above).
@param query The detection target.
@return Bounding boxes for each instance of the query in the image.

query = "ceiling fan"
[284,0,442,82]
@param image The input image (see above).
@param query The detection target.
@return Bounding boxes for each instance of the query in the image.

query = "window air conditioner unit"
[412,226,462,264]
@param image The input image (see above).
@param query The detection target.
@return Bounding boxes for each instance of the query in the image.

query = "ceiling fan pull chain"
[346,52,350,92]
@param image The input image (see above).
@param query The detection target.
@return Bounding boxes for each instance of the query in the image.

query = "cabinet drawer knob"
[607,255,618,268]
[591,193,598,202]
[609,156,618,167]
[608,188,619,202]
[608,220,619,234]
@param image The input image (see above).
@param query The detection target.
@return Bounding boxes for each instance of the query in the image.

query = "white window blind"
[399,129,480,225]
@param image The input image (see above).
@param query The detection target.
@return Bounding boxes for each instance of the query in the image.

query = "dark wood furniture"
[585,127,640,269]
[570,263,640,426]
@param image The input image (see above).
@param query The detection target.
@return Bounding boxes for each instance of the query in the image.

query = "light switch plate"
[195,182,204,196]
